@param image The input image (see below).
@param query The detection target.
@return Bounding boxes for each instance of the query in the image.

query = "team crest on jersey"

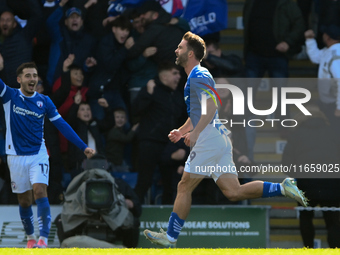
[11,181,16,190]
[37,101,43,108]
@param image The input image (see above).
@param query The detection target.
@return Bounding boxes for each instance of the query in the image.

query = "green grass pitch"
[1,248,340,255]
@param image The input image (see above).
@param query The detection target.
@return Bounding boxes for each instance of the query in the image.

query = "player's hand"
[168,129,182,143]
[84,147,96,158]
[276,41,289,53]
[304,29,315,39]
[182,132,190,146]
[335,109,340,117]
[185,131,198,147]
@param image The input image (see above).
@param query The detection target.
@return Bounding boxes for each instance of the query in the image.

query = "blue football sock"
[167,212,185,240]
[262,182,283,198]
[36,197,51,238]
[19,205,34,236]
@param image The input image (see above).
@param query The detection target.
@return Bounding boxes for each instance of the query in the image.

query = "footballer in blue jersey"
[144,32,308,248]
[0,62,96,248]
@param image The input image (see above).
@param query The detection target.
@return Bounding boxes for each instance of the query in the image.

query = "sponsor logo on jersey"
[13,105,44,118]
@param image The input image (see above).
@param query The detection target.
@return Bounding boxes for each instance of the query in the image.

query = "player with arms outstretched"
[0,62,96,248]
[144,32,308,248]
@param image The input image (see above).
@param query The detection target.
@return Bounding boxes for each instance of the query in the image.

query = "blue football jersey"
[184,65,229,136]
[0,79,61,155]
[184,65,218,127]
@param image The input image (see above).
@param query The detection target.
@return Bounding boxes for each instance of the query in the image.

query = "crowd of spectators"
[0,0,192,206]
[0,0,339,214]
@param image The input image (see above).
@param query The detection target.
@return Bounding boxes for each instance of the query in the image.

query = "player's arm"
[168,117,193,143]
[179,117,193,134]
[0,78,13,101]
[184,98,217,147]
[51,117,96,158]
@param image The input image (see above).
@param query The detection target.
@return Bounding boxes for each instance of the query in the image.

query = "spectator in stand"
[53,54,90,118]
[0,0,43,88]
[316,0,340,47]
[127,0,189,65]
[47,55,106,190]
[0,1,7,14]
[4,0,56,84]
[296,0,316,30]
[202,40,244,78]
[282,109,340,248]
[46,0,96,87]
[305,26,340,136]
[87,15,134,120]
[106,108,139,172]
[160,139,189,204]
[297,0,340,48]
[71,0,111,38]
[66,101,105,178]
[243,0,305,160]
[32,0,60,86]
[126,9,158,104]
[243,0,305,78]
[53,54,94,167]
[132,62,186,203]
[35,77,45,94]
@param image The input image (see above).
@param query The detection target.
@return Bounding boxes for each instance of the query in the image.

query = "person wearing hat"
[305,25,340,135]
[45,0,97,87]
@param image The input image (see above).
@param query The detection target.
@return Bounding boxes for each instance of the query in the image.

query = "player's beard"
[175,52,188,67]
[21,82,36,96]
